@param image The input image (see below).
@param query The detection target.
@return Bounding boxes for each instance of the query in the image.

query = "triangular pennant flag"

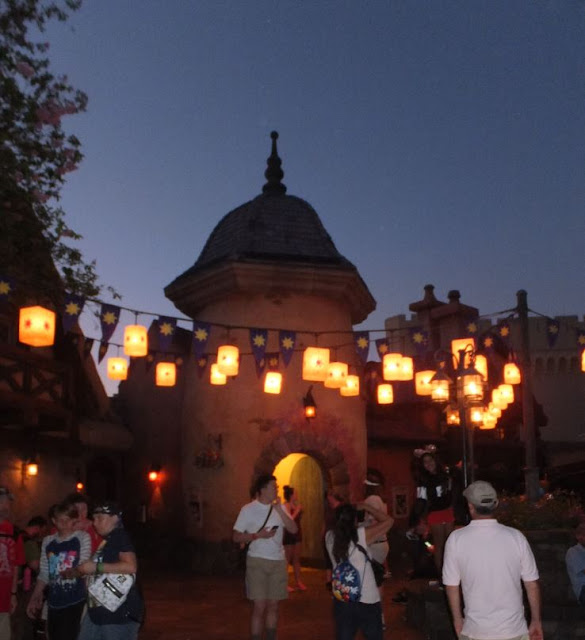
[97,341,109,363]
[250,328,268,367]
[192,321,211,359]
[83,337,94,358]
[279,331,296,367]
[481,332,495,352]
[266,353,280,371]
[465,317,479,337]
[0,275,16,300]
[375,338,389,359]
[577,330,585,349]
[62,293,85,333]
[157,316,177,352]
[196,355,209,378]
[409,327,429,354]
[100,304,120,343]
[255,356,267,378]
[497,320,511,342]
[546,319,560,348]
[354,331,369,365]
[145,352,155,372]
[174,354,185,369]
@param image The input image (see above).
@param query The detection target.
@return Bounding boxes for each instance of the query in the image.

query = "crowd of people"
[0,488,142,640]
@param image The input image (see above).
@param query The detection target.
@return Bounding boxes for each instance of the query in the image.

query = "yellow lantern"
[124,324,148,357]
[491,387,509,410]
[377,383,394,405]
[26,461,39,476]
[156,362,176,387]
[480,415,497,430]
[19,306,56,347]
[504,362,521,385]
[324,362,348,388]
[487,403,502,419]
[399,356,414,381]
[446,406,460,425]
[217,344,239,376]
[469,407,484,425]
[451,338,475,366]
[498,383,514,404]
[210,363,227,385]
[382,353,403,381]
[302,347,330,382]
[107,357,128,381]
[415,370,435,396]
[264,372,282,395]
[431,368,451,402]
[461,371,484,401]
[475,355,488,381]
[340,375,360,397]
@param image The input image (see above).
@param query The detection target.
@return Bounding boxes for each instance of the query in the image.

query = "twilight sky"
[42,1,585,393]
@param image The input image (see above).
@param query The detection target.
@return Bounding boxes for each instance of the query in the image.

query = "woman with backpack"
[325,502,393,640]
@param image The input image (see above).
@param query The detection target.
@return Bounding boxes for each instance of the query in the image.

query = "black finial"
[262,131,287,195]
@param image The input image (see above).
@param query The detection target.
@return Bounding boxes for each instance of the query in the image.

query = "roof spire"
[262,131,287,195]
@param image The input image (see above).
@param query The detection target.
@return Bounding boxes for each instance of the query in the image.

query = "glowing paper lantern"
[124,324,148,357]
[340,375,360,397]
[480,415,497,430]
[302,347,330,382]
[469,407,484,425]
[431,369,451,402]
[210,363,227,385]
[498,384,514,405]
[19,306,56,347]
[461,372,484,401]
[446,406,460,425]
[451,338,475,366]
[156,362,176,387]
[107,357,128,381]
[487,403,502,419]
[26,462,38,476]
[399,356,414,381]
[76,482,84,491]
[217,345,239,376]
[475,355,488,381]
[377,384,394,405]
[264,372,282,395]
[324,362,348,389]
[382,353,403,381]
[415,370,435,396]
[492,387,509,410]
[504,362,521,385]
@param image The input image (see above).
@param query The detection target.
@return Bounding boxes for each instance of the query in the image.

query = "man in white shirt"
[442,481,543,640]
[233,474,297,640]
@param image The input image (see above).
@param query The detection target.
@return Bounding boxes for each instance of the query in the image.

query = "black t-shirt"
[87,526,143,625]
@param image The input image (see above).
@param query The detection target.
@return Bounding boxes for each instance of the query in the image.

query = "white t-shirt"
[325,526,380,604]
[442,519,539,640]
[233,500,289,561]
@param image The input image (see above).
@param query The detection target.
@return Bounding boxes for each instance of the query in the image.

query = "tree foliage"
[0,0,113,304]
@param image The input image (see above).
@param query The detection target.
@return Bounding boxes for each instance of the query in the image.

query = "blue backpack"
[331,554,363,603]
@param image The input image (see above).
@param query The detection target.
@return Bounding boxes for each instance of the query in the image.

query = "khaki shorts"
[0,612,11,640]
[460,635,528,640]
[245,556,288,601]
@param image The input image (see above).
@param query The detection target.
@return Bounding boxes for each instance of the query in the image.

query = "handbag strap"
[257,505,273,533]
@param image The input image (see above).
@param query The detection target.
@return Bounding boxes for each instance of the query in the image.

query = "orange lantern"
[210,363,227,385]
[431,368,451,402]
[446,406,460,425]
[487,403,502,419]
[461,371,484,401]
[264,372,282,395]
[475,355,488,381]
[382,353,403,381]
[107,357,128,381]
[469,407,484,425]
[324,362,348,389]
[480,415,497,430]
[451,338,475,366]
[148,466,160,482]
[302,347,330,382]
[340,375,360,397]
[415,370,435,396]
[399,356,414,381]
[124,324,148,357]
[217,344,239,376]
[377,383,394,405]
[76,482,84,491]
[491,387,509,410]
[25,461,39,476]
[19,306,56,347]
[504,362,521,385]
[156,362,176,387]
[498,383,514,405]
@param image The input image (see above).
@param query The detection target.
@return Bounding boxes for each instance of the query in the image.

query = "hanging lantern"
[480,415,497,430]
[340,375,360,397]
[399,356,414,381]
[25,460,39,476]
[382,353,403,381]
[469,407,484,425]
[504,362,521,385]
[431,369,452,402]
[498,383,514,404]
[76,481,85,491]
[302,347,330,382]
[264,372,282,395]
[451,338,475,366]
[19,306,56,347]
[324,362,348,389]
[475,355,488,381]
[415,370,435,396]
[217,344,239,376]
[303,387,317,418]
[446,406,460,425]
[377,383,394,405]
[148,465,160,482]
[156,362,176,387]
[124,324,148,357]
[107,357,128,381]
[210,363,227,385]
[487,403,502,419]
[491,387,509,410]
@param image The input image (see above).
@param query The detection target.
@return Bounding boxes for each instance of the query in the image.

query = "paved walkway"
[139,567,426,639]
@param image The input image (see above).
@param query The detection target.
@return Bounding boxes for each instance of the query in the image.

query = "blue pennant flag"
[62,293,85,333]
[250,328,268,368]
[375,338,389,359]
[546,319,560,348]
[577,330,585,350]
[481,332,495,352]
[175,354,185,368]
[0,275,16,300]
[409,327,429,353]
[157,316,177,352]
[192,322,211,359]
[196,355,209,378]
[279,330,296,367]
[465,317,479,337]
[97,340,108,363]
[354,331,370,364]
[255,355,267,378]
[266,353,280,371]
[496,320,511,344]
[100,304,120,343]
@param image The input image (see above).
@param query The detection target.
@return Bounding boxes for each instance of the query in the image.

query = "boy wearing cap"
[0,487,25,640]
[442,481,543,640]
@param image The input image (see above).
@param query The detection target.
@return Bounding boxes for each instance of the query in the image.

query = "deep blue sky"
[43,1,585,392]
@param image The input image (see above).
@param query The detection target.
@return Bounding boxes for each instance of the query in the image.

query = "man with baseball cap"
[442,481,543,640]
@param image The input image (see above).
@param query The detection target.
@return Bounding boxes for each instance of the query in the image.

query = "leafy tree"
[0,0,114,304]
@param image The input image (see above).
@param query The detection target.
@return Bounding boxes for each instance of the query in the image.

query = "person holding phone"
[233,475,298,640]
